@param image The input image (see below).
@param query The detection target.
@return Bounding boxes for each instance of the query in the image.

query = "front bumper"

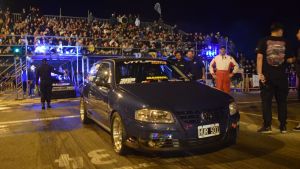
[123,113,240,152]
[52,85,77,99]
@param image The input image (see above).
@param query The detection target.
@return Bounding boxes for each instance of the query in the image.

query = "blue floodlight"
[14,48,20,53]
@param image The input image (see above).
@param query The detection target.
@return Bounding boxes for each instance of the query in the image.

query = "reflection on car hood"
[119,82,232,111]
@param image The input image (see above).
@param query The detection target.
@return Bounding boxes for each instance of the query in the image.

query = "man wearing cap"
[209,46,239,93]
[36,59,63,110]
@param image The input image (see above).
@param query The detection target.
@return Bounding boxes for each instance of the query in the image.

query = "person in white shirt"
[209,46,239,93]
[135,16,140,27]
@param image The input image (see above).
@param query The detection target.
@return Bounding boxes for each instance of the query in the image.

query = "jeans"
[260,77,289,126]
[40,84,52,104]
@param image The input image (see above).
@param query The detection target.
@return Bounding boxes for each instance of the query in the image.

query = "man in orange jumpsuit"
[209,46,239,93]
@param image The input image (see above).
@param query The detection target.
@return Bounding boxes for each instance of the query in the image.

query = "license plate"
[198,123,220,138]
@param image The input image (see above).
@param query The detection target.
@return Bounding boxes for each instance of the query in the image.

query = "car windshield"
[115,60,189,84]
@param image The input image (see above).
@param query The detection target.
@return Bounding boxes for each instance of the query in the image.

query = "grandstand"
[1,7,233,57]
[0,6,236,98]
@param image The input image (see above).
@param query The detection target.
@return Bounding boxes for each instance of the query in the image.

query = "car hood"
[118,82,233,111]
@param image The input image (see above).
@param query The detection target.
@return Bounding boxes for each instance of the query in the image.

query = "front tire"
[111,112,129,155]
[80,97,92,124]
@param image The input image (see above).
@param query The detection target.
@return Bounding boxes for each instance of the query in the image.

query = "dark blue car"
[80,58,239,155]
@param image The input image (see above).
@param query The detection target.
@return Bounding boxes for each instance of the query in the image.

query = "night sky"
[1,0,300,58]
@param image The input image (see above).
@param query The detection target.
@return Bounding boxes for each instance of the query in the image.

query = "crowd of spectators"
[242,59,257,75]
[0,6,298,92]
[0,7,235,58]
[239,56,296,75]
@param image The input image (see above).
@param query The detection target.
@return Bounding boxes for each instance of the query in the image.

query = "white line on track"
[0,115,80,126]
[0,107,11,110]
[0,99,79,106]
[240,111,300,123]
[237,99,299,104]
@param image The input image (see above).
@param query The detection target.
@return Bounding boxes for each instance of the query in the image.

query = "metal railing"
[0,55,27,98]
[0,35,200,57]
[13,57,27,99]
[0,63,15,93]
[205,72,298,92]
[11,13,160,27]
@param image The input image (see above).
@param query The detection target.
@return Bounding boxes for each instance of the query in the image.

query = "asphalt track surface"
[0,92,299,169]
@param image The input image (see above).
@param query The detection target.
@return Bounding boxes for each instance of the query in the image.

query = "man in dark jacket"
[167,51,188,74]
[36,59,63,109]
[295,27,300,100]
[185,50,206,81]
[293,27,300,131]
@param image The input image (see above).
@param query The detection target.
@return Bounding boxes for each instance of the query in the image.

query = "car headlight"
[229,102,237,115]
[135,109,174,123]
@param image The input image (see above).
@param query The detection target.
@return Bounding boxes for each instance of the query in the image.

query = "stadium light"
[14,48,20,53]
[30,65,36,71]
[13,47,22,56]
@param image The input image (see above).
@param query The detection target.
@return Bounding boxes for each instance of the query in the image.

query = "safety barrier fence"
[0,57,26,98]
[205,72,298,92]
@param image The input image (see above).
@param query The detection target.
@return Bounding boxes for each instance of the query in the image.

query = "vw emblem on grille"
[200,112,213,121]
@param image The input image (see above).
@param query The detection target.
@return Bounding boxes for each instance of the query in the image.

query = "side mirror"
[95,78,110,88]
[186,73,193,80]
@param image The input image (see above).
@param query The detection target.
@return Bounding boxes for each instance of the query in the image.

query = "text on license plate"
[198,123,220,138]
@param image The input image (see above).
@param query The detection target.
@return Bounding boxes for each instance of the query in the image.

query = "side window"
[95,63,111,86]
[162,65,172,79]
[88,64,100,83]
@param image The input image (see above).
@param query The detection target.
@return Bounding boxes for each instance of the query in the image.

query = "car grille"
[173,107,228,124]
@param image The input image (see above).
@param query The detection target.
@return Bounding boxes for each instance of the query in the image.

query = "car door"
[91,62,112,129]
[85,64,98,118]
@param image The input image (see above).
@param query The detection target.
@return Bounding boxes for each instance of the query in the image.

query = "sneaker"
[257,125,272,134]
[280,125,287,134]
[293,124,300,132]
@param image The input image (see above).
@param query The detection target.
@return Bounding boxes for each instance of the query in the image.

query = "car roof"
[99,57,166,64]
[105,57,165,62]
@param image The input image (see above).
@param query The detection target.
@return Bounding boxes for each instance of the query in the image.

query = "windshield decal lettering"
[146,76,168,80]
[124,60,167,65]
[119,78,136,84]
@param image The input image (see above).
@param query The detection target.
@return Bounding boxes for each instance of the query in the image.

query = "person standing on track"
[185,50,206,81]
[293,27,300,131]
[36,59,63,110]
[256,23,295,134]
[209,46,239,93]
[167,51,189,74]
